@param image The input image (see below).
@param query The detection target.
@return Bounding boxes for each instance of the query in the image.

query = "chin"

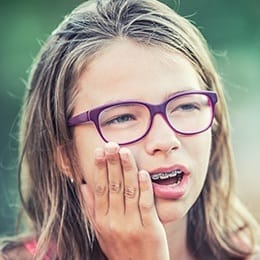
[155,198,190,224]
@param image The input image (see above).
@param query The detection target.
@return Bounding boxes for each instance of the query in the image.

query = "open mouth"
[150,169,184,186]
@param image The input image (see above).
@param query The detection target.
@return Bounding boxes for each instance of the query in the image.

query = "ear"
[56,145,71,177]
[56,145,87,184]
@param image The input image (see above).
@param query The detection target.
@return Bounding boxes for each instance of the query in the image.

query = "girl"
[1,0,259,259]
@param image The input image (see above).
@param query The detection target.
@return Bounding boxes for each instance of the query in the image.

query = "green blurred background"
[0,0,259,236]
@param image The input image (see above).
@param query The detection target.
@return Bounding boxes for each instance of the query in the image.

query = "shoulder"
[0,241,33,260]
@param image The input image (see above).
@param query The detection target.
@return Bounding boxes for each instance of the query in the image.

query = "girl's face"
[73,39,211,224]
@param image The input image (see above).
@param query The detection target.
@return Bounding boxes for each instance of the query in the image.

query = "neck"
[163,216,194,260]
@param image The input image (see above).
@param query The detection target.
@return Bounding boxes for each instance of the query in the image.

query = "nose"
[144,114,181,155]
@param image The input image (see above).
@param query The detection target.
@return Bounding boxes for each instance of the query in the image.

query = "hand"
[80,142,169,260]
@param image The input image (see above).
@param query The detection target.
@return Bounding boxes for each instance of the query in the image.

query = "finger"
[105,142,124,216]
[94,147,109,217]
[119,147,139,216]
[138,170,157,227]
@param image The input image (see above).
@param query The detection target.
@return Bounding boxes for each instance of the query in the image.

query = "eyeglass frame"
[68,90,218,145]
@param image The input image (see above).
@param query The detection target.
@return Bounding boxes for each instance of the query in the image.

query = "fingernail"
[139,170,151,191]
[139,170,149,182]
[94,148,105,159]
[119,147,130,161]
[105,142,120,154]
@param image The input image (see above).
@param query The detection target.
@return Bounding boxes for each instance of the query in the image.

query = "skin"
[72,39,212,259]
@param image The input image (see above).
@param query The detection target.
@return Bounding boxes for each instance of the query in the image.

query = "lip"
[148,164,190,200]
[149,164,189,175]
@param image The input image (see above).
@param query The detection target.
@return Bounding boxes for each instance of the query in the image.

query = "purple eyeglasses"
[68,90,218,145]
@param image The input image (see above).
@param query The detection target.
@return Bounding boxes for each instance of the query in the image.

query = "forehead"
[74,39,201,112]
[83,38,197,78]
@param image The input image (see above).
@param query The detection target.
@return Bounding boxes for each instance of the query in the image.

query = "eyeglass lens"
[98,93,213,144]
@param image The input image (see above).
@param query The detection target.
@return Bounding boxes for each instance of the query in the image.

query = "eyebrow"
[92,87,199,108]
[164,86,199,100]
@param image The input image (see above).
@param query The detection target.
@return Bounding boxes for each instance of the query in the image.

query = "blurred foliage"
[0,0,259,236]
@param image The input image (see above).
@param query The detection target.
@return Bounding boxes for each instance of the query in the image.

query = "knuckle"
[106,154,119,165]
[108,223,138,240]
[126,226,140,237]
[95,184,107,196]
[95,158,106,169]
[108,222,122,236]
[109,181,122,193]
[124,185,137,199]
[124,229,139,242]
[139,201,154,212]
[121,159,133,172]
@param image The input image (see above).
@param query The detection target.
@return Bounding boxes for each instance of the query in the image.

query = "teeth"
[151,173,161,180]
[160,174,170,180]
[151,169,182,181]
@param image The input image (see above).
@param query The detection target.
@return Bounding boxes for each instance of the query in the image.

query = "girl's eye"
[178,103,200,111]
[180,103,199,110]
[105,114,135,125]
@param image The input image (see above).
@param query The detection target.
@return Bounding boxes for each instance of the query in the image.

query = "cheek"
[192,131,212,168]
[74,125,105,186]
[188,131,212,189]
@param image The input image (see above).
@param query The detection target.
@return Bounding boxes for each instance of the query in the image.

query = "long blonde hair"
[18,0,258,259]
